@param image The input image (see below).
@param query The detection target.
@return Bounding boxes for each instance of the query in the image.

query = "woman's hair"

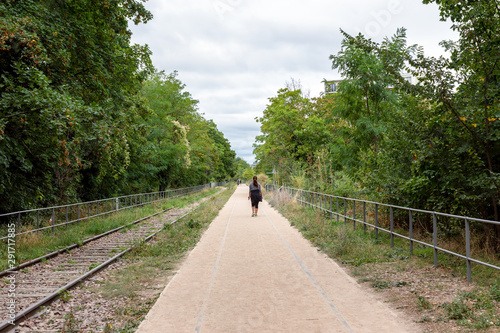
[253,176,258,187]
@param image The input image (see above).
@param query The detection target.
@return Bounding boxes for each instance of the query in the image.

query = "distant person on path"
[248,175,262,217]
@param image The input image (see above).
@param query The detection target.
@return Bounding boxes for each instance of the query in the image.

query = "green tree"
[254,88,318,183]
[242,167,254,181]
[0,0,153,212]
[132,71,236,190]
[206,120,236,181]
[329,31,403,173]
[132,71,197,190]
[418,0,500,222]
[331,1,500,245]
[233,157,251,181]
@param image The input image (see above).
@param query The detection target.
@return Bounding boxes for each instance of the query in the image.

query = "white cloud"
[130,0,458,164]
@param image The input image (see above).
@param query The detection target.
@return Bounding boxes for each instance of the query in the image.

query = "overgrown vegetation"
[253,0,500,251]
[0,1,236,215]
[267,190,500,330]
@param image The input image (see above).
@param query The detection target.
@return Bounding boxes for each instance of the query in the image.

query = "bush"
[441,300,472,320]
[256,173,270,186]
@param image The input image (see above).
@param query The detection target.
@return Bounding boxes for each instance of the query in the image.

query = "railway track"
[0,196,211,332]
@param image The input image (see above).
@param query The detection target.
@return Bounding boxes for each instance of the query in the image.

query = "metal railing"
[0,182,227,240]
[265,184,500,282]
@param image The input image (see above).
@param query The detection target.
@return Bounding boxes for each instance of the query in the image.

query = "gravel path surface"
[136,186,421,332]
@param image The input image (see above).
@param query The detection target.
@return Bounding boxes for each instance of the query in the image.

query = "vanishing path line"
[263,208,352,332]
[195,201,236,332]
[136,186,421,333]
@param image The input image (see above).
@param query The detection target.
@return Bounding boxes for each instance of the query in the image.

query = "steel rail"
[4,189,198,240]
[0,209,171,278]
[0,207,199,332]
[0,184,215,241]
[0,184,212,218]
[268,184,500,282]
[314,207,500,271]
[283,186,500,226]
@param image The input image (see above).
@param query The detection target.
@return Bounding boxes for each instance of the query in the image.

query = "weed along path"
[136,185,420,333]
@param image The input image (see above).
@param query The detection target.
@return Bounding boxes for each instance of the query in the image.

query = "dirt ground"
[345,261,499,332]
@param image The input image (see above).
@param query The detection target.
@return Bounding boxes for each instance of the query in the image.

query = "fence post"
[344,198,347,225]
[65,206,68,230]
[336,198,339,222]
[433,213,438,268]
[353,201,356,231]
[409,210,413,255]
[363,201,366,233]
[77,204,80,225]
[36,210,40,230]
[51,208,55,234]
[17,213,21,236]
[375,204,379,240]
[465,219,471,283]
[330,196,333,220]
[390,207,394,248]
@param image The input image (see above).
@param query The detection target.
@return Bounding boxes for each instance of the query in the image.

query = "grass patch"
[94,185,235,332]
[0,188,221,271]
[437,287,500,329]
[417,295,433,311]
[371,280,408,290]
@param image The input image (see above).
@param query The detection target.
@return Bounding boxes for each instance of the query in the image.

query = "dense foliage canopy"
[0,0,236,214]
[254,0,500,238]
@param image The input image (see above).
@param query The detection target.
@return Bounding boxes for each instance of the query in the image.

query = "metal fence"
[265,184,500,282]
[1,182,227,240]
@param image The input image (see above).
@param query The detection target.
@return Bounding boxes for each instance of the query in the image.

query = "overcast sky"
[129,0,457,165]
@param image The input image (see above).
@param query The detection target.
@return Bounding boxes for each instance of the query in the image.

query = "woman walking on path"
[248,176,262,217]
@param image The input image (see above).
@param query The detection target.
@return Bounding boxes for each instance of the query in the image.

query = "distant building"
[323,79,343,94]
[388,73,418,91]
[400,72,417,84]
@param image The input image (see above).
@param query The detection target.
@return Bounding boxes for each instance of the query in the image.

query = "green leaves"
[255,1,500,227]
[0,1,236,213]
[0,0,154,211]
[125,71,235,192]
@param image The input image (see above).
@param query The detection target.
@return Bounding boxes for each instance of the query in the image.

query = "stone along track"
[0,200,205,332]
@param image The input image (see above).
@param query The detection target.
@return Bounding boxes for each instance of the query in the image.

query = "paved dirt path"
[136,186,421,332]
